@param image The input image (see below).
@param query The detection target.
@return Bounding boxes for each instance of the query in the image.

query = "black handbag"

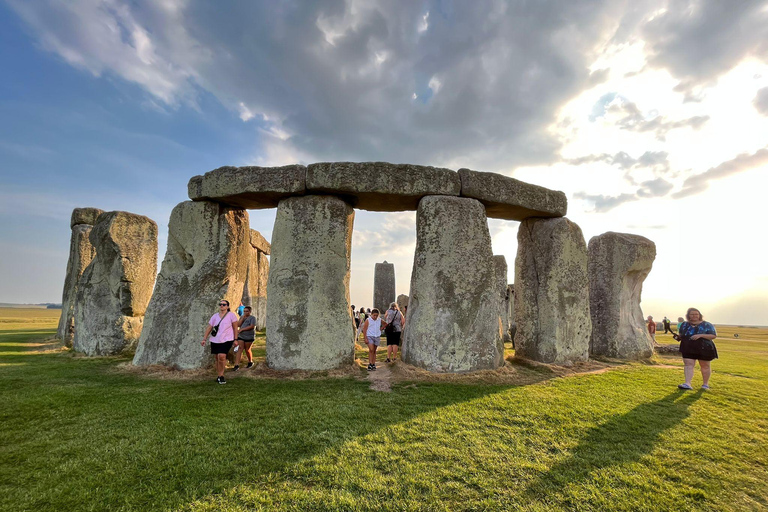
[210,314,225,337]
[384,310,399,335]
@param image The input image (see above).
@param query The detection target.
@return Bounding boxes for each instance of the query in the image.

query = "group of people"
[648,308,718,391]
[200,300,257,385]
[354,303,406,371]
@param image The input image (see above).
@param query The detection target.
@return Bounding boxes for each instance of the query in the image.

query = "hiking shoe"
[385,358,391,363]
[216,376,227,385]
[232,365,240,372]
[678,383,693,390]
[246,362,254,369]
[701,384,711,391]
[367,364,373,371]
[371,364,377,370]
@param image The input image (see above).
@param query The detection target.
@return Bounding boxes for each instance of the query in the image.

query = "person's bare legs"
[683,358,696,386]
[234,340,244,366]
[392,345,398,361]
[244,342,253,363]
[216,353,227,377]
[387,344,394,361]
[699,360,711,386]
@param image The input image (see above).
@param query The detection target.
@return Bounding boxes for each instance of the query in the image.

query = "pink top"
[209,312,238,343]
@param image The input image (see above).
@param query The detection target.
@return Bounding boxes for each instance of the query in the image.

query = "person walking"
[237,301,245,316]
[201,299,239,384]
[359,308,387,371]
[675,307,718,391]
[233,305,256,371]
[384,302,405,363]
[647,315,656,341]
[663,316,671,334]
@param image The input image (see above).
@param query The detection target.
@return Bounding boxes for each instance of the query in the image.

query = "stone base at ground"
[402,196,503,372]
[514,217,591,364]
[73,211,157,355]
[266,195,355,370]
[588,232,656,359]
[133,201,249,369]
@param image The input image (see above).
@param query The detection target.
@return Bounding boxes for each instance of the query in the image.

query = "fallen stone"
[72,211,158,355]
[306,162,461,211]
[373,261,396,312]
[396,294,409,312]
[458,168,567,221]
[514,217,591,364]
[402,196,503,372]
[493,256,510,343]
[266,195,355,370]
[133,201,249,369]
[189,165,306,209]
[57,207,103,344]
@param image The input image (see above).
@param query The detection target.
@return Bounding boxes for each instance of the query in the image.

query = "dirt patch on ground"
[367,364,393,392]
[116,360,365,381]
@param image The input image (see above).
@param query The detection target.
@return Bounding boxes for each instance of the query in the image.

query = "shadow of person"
[524,389,702,503]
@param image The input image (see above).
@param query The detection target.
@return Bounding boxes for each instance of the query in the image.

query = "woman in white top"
[201,299,239,384]
[358,308,388,371]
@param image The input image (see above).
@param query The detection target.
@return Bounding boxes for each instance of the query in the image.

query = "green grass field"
[1,308,766,511]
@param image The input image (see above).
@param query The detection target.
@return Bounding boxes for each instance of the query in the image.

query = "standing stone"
[266,195,355,370]
[402,196,503,372]
[133,201,249,369]
[72,211,158,355]
[56,207,103,345]
[514,217,591,364]
[396,294,409,312]
[373,261,396,312]
[493,255,510,343]
[506,284,516,342]
[241,229,270,330]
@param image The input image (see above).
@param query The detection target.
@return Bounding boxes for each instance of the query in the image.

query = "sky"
[0,0,767,325]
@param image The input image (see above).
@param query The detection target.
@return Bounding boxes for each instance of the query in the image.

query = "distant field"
[1,308,767,511]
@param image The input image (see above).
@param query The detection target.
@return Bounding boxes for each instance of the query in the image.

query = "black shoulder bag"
[210,313,226,337]
[384,311,399,335]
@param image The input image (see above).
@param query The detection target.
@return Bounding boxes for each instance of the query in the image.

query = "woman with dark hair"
[201,299,239,384]
[675,307,717,391]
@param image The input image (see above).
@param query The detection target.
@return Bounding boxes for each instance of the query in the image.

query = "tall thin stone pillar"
[402,196,503,372]
[493,255,510,343]
[241,229,270,330]
[373,261,396,312]
[57,207,103,345]
[266,195,355,370]
[133,201,249,369]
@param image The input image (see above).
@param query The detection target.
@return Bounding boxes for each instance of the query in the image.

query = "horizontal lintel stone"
[306,162,461,211]
[458,168,567,221]
[249,229,271,255]
[188,165,306,209]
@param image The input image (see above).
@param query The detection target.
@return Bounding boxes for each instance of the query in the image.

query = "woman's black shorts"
[387,331,402,346]
[211,340,234,355]
[679,338,718,361]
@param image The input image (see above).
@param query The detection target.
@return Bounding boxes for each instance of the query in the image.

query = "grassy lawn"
[1,308,767,511]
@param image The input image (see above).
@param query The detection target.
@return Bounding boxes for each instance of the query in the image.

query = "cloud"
[565,150,669,172]
[573,192,638,212]
[674,147,768,198]
[601,96,709,140]
[755,87,768,116]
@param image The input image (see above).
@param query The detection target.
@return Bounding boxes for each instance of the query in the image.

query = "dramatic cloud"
[601,96,709,140]
[674,147,768,198]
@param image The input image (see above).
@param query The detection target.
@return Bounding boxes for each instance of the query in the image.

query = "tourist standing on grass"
[359,308,387,371]
[647,315,656,341]
[663,316,671,333]
[201,299,239,384]
[384,302,405,363]
[676,307,717,391]
[233,306,256,371]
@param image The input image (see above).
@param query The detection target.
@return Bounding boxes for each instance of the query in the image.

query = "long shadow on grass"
[524,390,702,502]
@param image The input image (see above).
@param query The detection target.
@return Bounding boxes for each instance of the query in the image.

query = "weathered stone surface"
[588,232,656,359]
[458,168,567,221]
[70,207,104,229]
[493,256,510,343]
[72,211,158,355]
[56,209,103,344]
[133,201,249,369]
[189,165,306,209]
[514,217,591,364]
[241,229,270,330]
[506,284,516,342]
[306,162,461,211]
[396,294,409,312]
[266,195,355,370]
[402,196,503,372]
[373,261,396,312]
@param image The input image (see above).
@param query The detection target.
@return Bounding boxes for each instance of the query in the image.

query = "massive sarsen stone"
[458,168,567,221]
[588,232,656,359]
[133,201,249,369]
[188,165,306,209]
[241,229,270,330]
[402,196,503,372]
[493,255,510,343]
[266,195,355,370]
[306,162,461,211]
[57,207,103,345]
[396,294,409,312]
[514,217,591,364]
[373,261,396,312]
[73,211,158,355]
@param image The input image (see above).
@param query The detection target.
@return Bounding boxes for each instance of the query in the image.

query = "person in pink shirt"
[201,299,239,384]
